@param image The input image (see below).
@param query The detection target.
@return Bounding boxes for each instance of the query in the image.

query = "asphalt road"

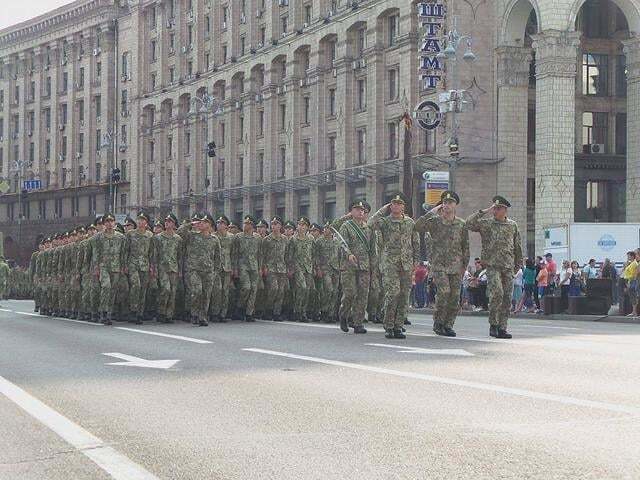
[1,299,639,480]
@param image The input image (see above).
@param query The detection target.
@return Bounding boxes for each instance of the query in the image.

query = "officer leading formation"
[25,191,522,339]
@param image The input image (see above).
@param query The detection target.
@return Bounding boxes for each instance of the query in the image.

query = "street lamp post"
[100,130,117,213]
[13,159,30,246]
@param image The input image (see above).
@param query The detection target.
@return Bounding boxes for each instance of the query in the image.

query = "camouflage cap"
[256,219,269,228]
[492,195,511,208]
[136,211,151,224]
[165,213,178,226]
[350,200,367,211]
[102,213,116,222]
[390,193,406,205]
[441,190,460,205]
[297,216,311,226]
[124,216,137,228]
[243,215,256,226]
[271,215,284,226]
[216,214,230,225]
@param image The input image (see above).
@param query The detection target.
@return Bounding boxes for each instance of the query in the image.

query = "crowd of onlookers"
[411,252,630,314]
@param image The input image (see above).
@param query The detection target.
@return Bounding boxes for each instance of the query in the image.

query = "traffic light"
[207,141,216,158]
[21,189,28,201]
[111,168,121,183]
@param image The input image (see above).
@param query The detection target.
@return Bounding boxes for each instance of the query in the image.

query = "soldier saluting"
[125,211,154,325]
[466,196,523,339]
[415,190,469,337]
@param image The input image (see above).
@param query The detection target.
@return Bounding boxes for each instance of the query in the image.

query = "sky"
[0,1,74,31]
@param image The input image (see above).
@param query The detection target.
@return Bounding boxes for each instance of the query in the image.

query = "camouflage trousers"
[238,268,259,316]
[211,271,231,319]
[128,269,149,315]
[157,270,179,318]
[292,270,314,316]
[99,269,122,314]
[66,274,80,313]
[367,270,383,322]
[266,272,288,316]
[80,273,93,314]
[382,268,412,331]
[339,269,370,327]
[317,267,339,317]
[487,268,512,328]
[186,270,215,321]
[433,271,462,328]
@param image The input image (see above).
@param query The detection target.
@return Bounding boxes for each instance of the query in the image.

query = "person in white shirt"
[559,260,573,308]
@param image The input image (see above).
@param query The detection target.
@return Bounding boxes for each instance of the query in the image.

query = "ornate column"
[496,46,532,240]
[531,30,580,253]
[623,36,640,221]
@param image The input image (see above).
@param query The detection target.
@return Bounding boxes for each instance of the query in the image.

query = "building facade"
[0,0,638,264]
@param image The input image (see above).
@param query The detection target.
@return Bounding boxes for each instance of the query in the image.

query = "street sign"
[0,180,10,194]
[414,100,441,130]
[23,180,41,191]
[423,171,450,206]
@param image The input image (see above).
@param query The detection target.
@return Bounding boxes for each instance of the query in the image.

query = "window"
[121,125,128,145]
[149,5,157,29]
[527,109,536,153]
[388,68,399,101]
[96,62,102,79]
[96,129,102,151]
[357,28,366,56]
[45,139,51,160]
[238,115,244,141]
[238,155,244,185]
[240,36,246,56]
[302,142,311,174]
[388,14,399,46]
[356,129,366,164]
[61,136,68,158]
[45,77,51,97]
[149,140,155,163]
[260,26,266,46]
[151,40,157,62]
[218,159,225,188]
[185,130,191,155]
[167,170,173,196]
[77,100,85,125]
[120,194,127,213]
[29,142,34,162]
[167,136,172,157]
[582,54,608,96]
[0,118,2,138]
[205,16,211,37]
[388,121,398,158]
[587,180,607,209]
[95,95,101,119]
[328,135,336,169]
[38,200,46,219]
[62,72,68,93]
[14,85,19,104]
[616,55,627,97]
[303,96,311,124]
[79,132,84,154]
[169,67,175,84]
[44,108,51,129]
[328,88,336,116]
[205,53,210,70]
[60,104,68,125]
[120,91,127,112]
[188,25,194,45]
[29,81,35,100]
[423,128,436,154]
[615,113,627,155]
[121,52,129,76]
[148,174,154,198]
[78,67,85,87]
[582,112,608,152]
[356,78,366,111]
[151,73,157,90]
[257,151,264,182]
[55,198,63,218]
[222,6,229,29]
[278,146,286,178]
[281,16,288,35]
[305,4,312,25]
[279,104,286,131]
[222,45,228,63]
[219,122,225,146]
[258,110,264,136]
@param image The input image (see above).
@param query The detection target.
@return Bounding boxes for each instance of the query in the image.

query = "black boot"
[299,314,309,323]
[404,319,412,325]
[199,318,209,326]
[353,325,367,334]
[489,325,498,338]
[433,323,444,335]
[245,314,255,322]
[496,328,512,339]
[191,314,199,325]
[442,327,457,337]
[339,315,349,333]
[385,329,395,339]
[102,312,112,326]
[393,329,406,339]
[135,313,144,325]
[373,316,383,324]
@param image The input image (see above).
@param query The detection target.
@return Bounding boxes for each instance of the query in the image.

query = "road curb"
[409,308,640,325]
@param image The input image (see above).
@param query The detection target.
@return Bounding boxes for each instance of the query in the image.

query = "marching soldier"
[286,217,314,322]
[153,213,183,323]
[367,230,383,324]
[369,194,420,339]
[232,215,261,321]
[415,191,470,337]
[0,255,9,304]
[255,219,270,319]
[466,196,523,339]
[212,215,233,322]
[125,212,154,324]
[334,201,374,334]
[313,223,340,323]
[260,216,289,321]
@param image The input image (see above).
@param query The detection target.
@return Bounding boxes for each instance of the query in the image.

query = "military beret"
[350,200,367,210]
[137,211,151,224]
[441,190,460,205]
[310,223,323,232]
[124,216,137,228]
[102,213,116,222]
[201,213,215,226]
[492,195,511,208]
[216,215,230,225]
[243,215,256,225]
[165,213,178,226]
[390,193,406,205]
[271,215,284,225]
[256,219,269,228]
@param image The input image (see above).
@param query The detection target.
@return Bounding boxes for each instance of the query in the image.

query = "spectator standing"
[569,260,583,297]
[544,253,557,294]
[512,265,523,312]
[533,255,543,310]
[600,258,618,304]
[621,252,638,316]
[413,262,428,308]
[536,260,548,313]
[515,258,537,313]
[582,258,598,283]
[558,260,573,309]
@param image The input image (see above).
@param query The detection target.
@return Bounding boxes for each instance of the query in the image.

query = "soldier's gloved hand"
[348,254,357,265]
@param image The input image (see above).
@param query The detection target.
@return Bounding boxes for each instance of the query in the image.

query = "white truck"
[543,223,640,268]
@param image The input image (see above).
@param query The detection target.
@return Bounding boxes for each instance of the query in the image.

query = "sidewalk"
[409,307,640,325]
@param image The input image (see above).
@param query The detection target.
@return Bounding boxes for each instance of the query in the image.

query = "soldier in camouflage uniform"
[232,215,261,322]
[0,255,9,305]
[145,220,165,321]
[415,190,470,337]
[66,229,82,318]
[254,219,270,319]
[307,223,323,321]
[125,212,154,324]
[313,223,340,323]
[333,201,374,334]
[29,244,43,312]
[369,195,420,339]
[260,216,289,321]
[280,221,296,320]
[286,217,315,322]
[93,213,127,325]
[153,213,183,323]
[76,224,96,321]
[211,215,233,322]
[180,213,220,326]
[367,230,383,324]
[466,195,523,339]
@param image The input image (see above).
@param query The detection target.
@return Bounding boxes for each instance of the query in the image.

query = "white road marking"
[365,343,474,356]
[243,348,640,416]
[114,327,213,344]
[515,324,582,331]
[0,374,160,480]
[103,353,180,370]
[0,308,12,312]
[8,309,103,326]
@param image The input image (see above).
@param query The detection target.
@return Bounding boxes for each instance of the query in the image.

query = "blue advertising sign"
[23,180,41,191]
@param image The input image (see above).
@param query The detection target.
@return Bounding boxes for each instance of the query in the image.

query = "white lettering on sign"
[418,2,447,90]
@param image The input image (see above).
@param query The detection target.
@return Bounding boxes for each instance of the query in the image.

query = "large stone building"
[0,0,637,264]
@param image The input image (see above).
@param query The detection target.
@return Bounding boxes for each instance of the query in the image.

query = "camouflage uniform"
[76,235,93,320]
[466,210,523,329]
[286,233,314,321]
[153,231,183,321]
[212,231,234,320]
[93,230,127,318]
[261,232,289,319]
[125,228,154,319]
[0,258,9,302]
[369,207,420,332]
[29,251,40,310]
[415,211,470,329]
[367,231,383,324]
[335,218,374,327]
[313,235,340,321]
[232,233,261,318]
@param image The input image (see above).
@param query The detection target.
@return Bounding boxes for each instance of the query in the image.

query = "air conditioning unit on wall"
[590,144,605,154]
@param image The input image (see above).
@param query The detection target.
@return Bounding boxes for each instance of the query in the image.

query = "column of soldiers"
[26,189,522,339]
